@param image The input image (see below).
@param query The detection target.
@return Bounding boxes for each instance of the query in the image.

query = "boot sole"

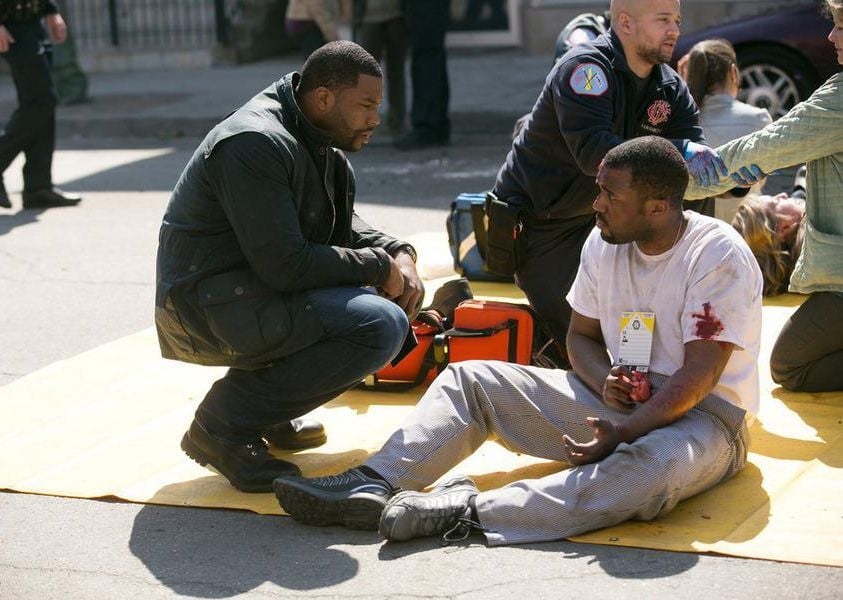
[180,432,282,494]
[273,479,385,530]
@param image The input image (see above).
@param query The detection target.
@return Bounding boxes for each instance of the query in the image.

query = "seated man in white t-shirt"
[273,136,763,546]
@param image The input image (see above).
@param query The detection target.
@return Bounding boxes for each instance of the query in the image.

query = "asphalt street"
[1,50,840,598]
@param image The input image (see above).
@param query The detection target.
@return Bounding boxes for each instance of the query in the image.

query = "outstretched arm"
[685,75,843,199]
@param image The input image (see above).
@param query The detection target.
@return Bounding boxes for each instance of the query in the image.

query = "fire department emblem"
[647,100,671,126]
[570,63,608,96]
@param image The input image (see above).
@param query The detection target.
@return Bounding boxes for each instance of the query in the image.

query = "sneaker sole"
[273,479,385,530]
[180,432,278,494]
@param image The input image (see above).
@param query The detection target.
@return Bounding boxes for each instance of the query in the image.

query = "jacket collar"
[278,72,334,149]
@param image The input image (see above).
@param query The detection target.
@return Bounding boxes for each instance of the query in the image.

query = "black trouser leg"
[382,17,407,131]
[0,19,56,191]
[356,18,408,132]
[514,214,595,352]
[404,0,450,140]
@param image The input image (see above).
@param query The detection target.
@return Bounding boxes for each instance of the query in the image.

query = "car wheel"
[736,46,817,119]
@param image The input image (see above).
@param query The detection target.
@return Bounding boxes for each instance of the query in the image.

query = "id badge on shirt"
[617,311,655,372]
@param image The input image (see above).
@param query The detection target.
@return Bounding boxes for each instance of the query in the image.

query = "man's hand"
[392,250,424,319]
[380,256,405,300]
[45,13,68,44]
[683,141,728,187]
[563,417,623,465]
[602,365,636,411]
[0,25,14,53]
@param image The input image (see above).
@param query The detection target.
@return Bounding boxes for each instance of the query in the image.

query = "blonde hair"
[826,0,843,20]
[731,196,796,296]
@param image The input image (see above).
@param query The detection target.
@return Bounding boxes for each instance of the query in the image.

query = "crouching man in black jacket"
[155,42,423,493]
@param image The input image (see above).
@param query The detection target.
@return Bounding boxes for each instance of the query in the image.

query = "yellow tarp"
[1,287,841,566]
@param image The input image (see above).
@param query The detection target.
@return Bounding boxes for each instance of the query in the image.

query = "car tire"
[736,46,818,119]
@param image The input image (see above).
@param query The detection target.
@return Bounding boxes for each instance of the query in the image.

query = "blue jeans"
[196,286,408,440]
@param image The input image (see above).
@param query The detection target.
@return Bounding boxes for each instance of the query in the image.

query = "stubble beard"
[637,45,672,66]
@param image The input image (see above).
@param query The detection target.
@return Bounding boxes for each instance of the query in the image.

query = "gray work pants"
[366,361,749,546]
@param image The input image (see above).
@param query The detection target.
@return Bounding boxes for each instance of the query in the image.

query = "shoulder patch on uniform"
[569,62,609,96]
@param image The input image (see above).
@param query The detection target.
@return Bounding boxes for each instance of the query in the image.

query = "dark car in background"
[674,4,839,119]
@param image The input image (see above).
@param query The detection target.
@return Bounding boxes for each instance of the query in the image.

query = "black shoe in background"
[393,129,450,151]
[0,179,10,209]
[181,419,301,493]
[273,467,394,530]
[262,418,327,451]
[22,187,82,209]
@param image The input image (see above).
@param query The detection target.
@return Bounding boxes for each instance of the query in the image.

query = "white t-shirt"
[567,211,763,416]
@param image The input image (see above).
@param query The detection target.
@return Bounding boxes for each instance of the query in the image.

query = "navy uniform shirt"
[495,29,705,221]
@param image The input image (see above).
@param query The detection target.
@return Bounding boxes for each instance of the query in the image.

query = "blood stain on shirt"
[692,302,724,339]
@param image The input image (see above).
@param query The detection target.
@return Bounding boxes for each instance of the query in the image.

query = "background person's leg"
[770,292,843,392]
[197,287,408,441]
[401,0,450,144]
[0,20,57,192]
[382,17,407,134]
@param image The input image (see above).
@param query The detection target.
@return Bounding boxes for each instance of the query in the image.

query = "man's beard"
[637,45,671,66]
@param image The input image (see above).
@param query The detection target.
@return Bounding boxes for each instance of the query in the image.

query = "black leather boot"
[262,419,327,451]
[181,419,301,493]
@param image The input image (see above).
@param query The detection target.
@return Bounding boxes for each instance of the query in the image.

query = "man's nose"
[592,194,605,212]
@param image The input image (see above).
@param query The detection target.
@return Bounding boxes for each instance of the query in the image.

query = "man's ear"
[645,198,670,216]
[616,11,634,35]
[311,86,336,114]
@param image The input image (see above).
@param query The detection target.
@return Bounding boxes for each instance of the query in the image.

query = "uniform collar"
[278,72,334,149]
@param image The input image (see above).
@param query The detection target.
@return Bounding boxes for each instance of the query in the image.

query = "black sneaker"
[273,467,394,530]
[379,475,482,542]
[262,418,327,451]
[180,419,301,493]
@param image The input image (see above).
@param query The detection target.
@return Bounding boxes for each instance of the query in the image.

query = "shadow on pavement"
[377,535,700,578]
[0,208,45,237]
[129,503,376,597]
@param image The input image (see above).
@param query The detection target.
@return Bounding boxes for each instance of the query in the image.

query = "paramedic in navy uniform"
[490,0,724,365]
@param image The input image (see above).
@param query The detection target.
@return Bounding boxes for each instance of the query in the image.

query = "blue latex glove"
[730,164,766,187]
[683,141,728,187]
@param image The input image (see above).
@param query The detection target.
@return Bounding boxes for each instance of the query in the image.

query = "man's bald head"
[610,0,681,29]
[609,0,647,23]
[609,0,681,75]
